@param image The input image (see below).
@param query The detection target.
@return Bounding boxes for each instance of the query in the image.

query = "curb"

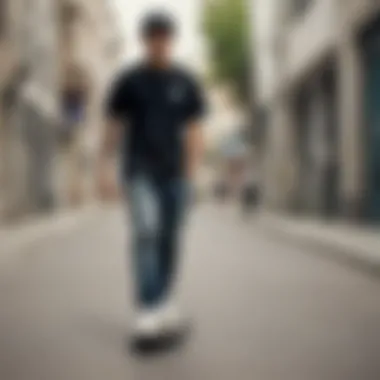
[0,206,101,266]
[260,215,380,278]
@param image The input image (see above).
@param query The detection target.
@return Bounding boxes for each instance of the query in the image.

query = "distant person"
[241,169,260,216]
[99,12,205,341]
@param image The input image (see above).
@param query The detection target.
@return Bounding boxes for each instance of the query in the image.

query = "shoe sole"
[129,321,192,356]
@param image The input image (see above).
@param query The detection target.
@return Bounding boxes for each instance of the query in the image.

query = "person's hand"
[96,160,118,201]
[186,161,199,182]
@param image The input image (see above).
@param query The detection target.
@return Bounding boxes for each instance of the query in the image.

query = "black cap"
[141,12,176,38]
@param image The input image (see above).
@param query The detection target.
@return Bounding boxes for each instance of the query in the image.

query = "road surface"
[1,204,380,380]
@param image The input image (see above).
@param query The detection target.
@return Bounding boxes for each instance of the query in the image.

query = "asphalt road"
[1,204,380,380]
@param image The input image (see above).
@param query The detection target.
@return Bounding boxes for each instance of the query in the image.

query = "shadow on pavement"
[128,326,192,358]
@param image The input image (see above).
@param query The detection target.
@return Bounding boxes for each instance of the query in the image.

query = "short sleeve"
[184,76,206,123]
[104,72,131,120]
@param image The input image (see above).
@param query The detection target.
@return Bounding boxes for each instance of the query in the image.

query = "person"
[98,12,205,340]
[240,167,260,217]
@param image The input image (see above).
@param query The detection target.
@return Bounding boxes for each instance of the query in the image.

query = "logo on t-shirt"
[169,83,186,104]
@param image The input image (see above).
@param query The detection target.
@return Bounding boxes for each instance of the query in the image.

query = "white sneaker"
[161,303,186,333]
[133,308,164,339]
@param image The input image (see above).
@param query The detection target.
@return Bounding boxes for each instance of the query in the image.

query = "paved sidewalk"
[0,205,102,268]
[1,204,380,380]
[260,213,380,275]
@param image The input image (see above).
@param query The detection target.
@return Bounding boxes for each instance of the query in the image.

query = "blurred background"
[3,0,380,225]
[1,0,380,379]
[0,0,251,220]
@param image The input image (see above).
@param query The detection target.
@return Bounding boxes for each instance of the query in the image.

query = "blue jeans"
[128,174,189,308]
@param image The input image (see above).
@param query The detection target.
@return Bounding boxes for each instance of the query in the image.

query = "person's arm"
[185,121,204,180]
[184,76,206,180]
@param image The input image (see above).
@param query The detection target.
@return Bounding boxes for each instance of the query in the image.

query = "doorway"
[363,18,380,221]
[292,60,339,217]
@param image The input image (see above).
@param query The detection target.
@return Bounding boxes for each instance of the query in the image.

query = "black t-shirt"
[105,64,205,179]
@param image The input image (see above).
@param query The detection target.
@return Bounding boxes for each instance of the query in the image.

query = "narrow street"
[1,204,380,380]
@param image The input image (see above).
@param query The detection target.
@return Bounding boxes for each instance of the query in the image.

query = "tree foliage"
[204,0,250,105]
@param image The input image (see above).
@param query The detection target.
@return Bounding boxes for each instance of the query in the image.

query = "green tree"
[204,0,251,105]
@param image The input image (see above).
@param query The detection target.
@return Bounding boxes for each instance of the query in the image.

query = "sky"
[112,0,206,70]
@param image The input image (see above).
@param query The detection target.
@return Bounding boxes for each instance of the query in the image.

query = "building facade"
[21,0,61,215]
[56,0,124,206]
[0,0,23,219]
[252,0,380,223]
[0,0,58,221]
[0,0,124,223]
